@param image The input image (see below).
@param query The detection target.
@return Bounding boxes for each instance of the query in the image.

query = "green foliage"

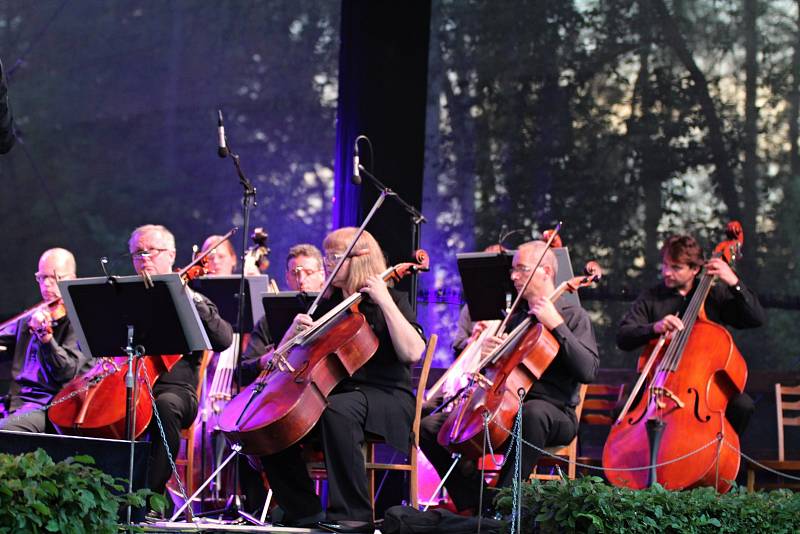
[495,476,800,533]
[0,449,164,534]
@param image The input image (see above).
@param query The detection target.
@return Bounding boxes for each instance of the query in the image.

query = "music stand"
[58,273,211,525]
[261,291,318,341]
[456,248,579,320]
[457,251,517,321]
[188,275,269,334]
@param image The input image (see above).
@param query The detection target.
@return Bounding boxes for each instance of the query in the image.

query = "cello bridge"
[651,386,685,409]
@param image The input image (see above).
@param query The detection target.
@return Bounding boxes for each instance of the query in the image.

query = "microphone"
[217,109,228,158]
[352,139,361,185]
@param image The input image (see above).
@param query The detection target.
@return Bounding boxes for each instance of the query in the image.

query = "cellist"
[616,234,766,434]
[0,248,92,432]
[127,225,233,498]
[251,228,425,532]
[420,240,599,514]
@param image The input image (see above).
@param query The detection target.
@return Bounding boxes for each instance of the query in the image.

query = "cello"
[436,228,601,458]
[602,222,747,493]
[48,232,235,439]
[219,250,429,456]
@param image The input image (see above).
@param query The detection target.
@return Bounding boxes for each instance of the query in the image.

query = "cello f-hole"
[689,388,711,422]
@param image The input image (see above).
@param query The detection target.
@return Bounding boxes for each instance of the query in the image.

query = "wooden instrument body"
[49,354,181,439]
[602,317,747,492]
[219,311,379,456]
[437,322,559,459]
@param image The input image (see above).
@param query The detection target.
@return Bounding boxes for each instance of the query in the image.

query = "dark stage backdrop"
[0,1,340,314]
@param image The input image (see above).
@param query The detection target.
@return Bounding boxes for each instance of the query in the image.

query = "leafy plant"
[495,476,800,533]
[0,449,164,534]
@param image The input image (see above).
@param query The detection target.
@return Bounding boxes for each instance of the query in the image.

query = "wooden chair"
[307,334,438,515]
[365,334,438,511]
[746,383,800,492]
[576,383,625,468]
[529,383,588,481]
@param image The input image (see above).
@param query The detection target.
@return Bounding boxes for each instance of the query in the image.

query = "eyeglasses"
[509,265,535,276]
[34,272,65,284]
[323,253,347,266]
[289,266,321,278]
[131,248,170,261]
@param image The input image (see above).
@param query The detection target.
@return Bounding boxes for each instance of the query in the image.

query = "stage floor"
[140,520,379,533]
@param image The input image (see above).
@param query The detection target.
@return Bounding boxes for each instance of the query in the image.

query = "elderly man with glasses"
[0,248,92,432]
[128,224,234,500]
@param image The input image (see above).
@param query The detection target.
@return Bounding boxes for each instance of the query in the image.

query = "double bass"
[219,251,429,456]
[437,231,601,458]
[602,222,747,493]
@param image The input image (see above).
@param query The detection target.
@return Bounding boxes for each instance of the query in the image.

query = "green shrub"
[495,476,800,533]
[0,449,163,534]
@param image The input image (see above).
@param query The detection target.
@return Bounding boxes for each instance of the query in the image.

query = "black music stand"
[189,275,269,334]
[261,291,318,341]
[457,251,517,321]
[58,273,211,525]
[457,248,579,320]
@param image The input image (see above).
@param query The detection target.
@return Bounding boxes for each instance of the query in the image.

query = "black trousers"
[420,399,577,511]
[259,391,373,524]
[146,385,198,494]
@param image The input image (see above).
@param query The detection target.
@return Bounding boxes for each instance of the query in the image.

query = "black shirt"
[616,279,766,352]
[154,292,233,397]
[506,299,599,408]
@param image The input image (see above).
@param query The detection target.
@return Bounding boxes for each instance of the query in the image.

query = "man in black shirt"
[128,224,233,494]
[0,248,91,431]
[616,234,766,434]
[419,240,599,513]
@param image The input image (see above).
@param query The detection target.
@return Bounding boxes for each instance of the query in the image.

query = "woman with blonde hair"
[257,227,426,532]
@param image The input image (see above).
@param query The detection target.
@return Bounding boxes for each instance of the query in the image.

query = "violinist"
[199,234,240,276]
[0,248,91,432]
[127,224,234,496]
[240,243,325,378]
[616,234,766,434]
[419,241,599,514]
[253,228,425,532]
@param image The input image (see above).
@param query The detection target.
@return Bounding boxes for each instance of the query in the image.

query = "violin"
[27,298,66,340]
[48,246,226,439]
[219,250,430,456]
[602,222,747,493]
[0,297,64,335]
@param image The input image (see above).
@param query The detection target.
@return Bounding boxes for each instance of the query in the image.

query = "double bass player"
[616,234,766,435]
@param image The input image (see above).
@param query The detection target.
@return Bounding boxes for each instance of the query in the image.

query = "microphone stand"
[208,135,263,525]
[357,164,426,313]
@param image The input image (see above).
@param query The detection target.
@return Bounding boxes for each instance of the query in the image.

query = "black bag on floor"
[381,505,505,534]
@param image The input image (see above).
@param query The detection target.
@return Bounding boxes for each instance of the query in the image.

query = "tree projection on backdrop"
[0,1,340,313]
[420,0,800,370]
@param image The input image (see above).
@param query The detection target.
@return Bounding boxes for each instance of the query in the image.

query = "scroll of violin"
[603,221,747,493]
[437,260,602,458]
[219,250,430,456]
